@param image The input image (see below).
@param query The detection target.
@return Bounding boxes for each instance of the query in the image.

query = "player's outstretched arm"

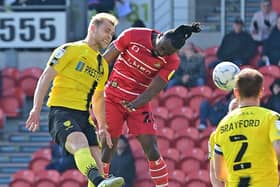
[122,75,166,111]
[92,90,113,148]
[25,66,57,132]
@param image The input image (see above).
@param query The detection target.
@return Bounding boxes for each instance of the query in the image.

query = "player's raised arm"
[122,75,166,111]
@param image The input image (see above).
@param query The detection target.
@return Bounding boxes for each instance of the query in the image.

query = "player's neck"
[83,37,99,52]
[239,98,259,108]
[151,31,158,48]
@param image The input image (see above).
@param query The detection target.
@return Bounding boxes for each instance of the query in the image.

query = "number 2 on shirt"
[229,134,252,171]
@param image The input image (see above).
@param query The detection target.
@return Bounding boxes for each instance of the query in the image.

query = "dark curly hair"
[165,24,201,49]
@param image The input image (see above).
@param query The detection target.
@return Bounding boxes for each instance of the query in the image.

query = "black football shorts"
[48,106,98,149]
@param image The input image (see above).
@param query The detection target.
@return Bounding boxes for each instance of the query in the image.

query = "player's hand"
[25,108,40,132]
[98,128,113,149]
[121,100,136,112]
[191,22,201,33]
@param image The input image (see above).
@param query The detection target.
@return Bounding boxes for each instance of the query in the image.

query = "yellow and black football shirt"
[214,106,280,187]
[46,41,109,111]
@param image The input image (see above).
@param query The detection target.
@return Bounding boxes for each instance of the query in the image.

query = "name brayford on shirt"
[220,119,260,134]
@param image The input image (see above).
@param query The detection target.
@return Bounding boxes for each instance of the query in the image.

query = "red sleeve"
[158,53,180,82]
[113,28,132,52]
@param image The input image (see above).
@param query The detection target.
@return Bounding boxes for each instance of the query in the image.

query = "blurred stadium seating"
[10,170,35,187]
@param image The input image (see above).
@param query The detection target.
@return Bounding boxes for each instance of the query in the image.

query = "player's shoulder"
[170,52,180,60]
[258,106,279,116]
[163,52,180,65]
[209,130,217,140]
[123,27,154,41]
[124,27,153,34]
[52,41,87,60]
[58,40,86,50]
[52,41,78,55]
[240,106,280,121]
[266,108,280,119]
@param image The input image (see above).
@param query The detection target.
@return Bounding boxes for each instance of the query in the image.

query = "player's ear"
[90,25,96,32]
[258,87,264,98]
[233,88,239,98]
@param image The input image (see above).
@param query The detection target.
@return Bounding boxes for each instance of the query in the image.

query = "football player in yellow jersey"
[25,13,124,187]
[214,68,280,187]
[209,98,238,187]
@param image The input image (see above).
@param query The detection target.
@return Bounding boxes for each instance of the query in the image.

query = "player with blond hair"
[26,13,124,187]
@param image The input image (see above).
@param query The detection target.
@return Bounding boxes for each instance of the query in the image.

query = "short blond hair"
[89,13,118,27]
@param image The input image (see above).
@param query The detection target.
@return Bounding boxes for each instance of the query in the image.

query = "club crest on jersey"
[131,45,140,52]
[54,48,66,59]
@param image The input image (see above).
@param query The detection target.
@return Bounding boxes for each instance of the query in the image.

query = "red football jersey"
[105,28,180,101]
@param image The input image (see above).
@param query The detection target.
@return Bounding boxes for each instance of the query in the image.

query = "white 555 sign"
[0,12,66,48]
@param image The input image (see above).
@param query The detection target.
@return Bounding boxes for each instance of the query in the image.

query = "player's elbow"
[215,175,226,182]
[214,170,226,182]
[210,173,223,187]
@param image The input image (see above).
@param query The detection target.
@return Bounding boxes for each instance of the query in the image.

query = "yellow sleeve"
[47,44,73,72]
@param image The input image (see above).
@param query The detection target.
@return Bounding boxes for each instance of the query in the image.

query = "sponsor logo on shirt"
[76,61,85,71]
[131,60,152,75]
[78,63,103,80]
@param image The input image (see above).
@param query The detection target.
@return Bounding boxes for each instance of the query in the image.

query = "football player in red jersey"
[98,23,201,186]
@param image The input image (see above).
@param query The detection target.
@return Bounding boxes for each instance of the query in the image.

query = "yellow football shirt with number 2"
[215,106,280,187]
